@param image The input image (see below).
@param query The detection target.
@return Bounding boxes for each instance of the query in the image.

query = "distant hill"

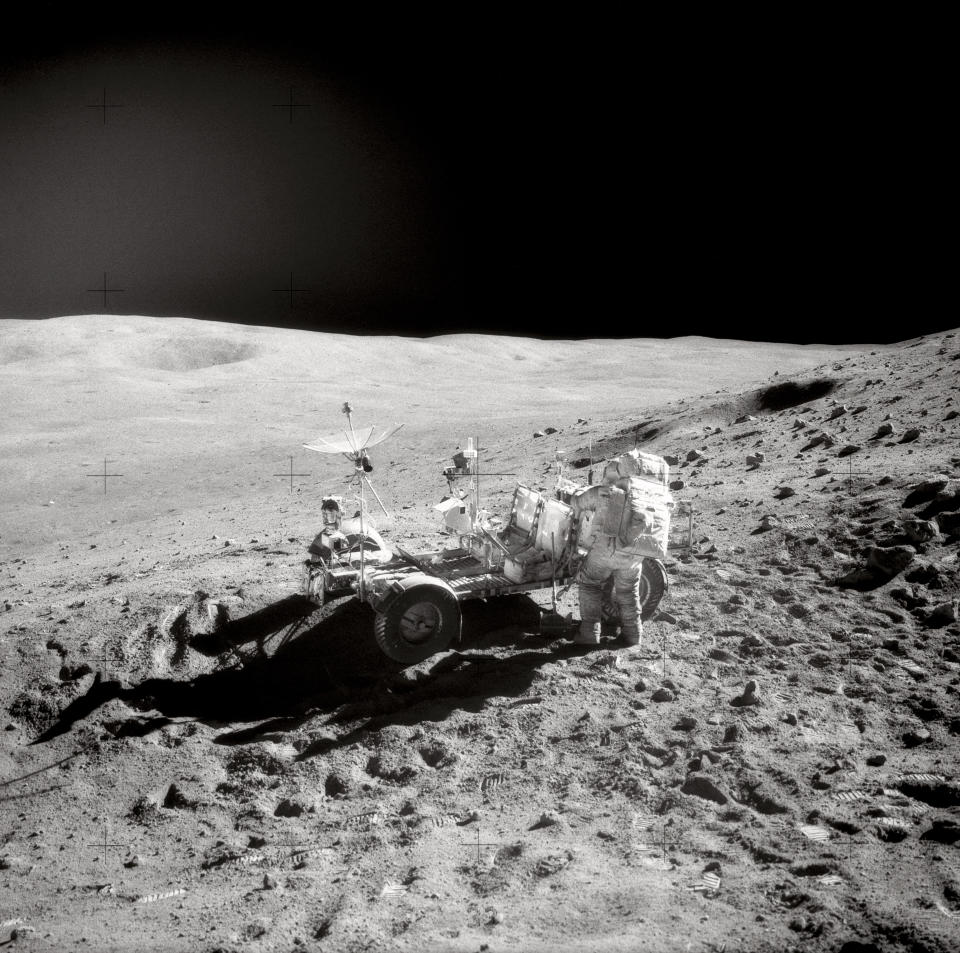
[0,314,885,548]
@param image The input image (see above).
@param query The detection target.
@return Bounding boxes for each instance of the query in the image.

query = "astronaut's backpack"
[596,474,674,559]
[615,449,670,488]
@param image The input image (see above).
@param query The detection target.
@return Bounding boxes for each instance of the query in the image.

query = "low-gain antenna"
[303,404,403,599]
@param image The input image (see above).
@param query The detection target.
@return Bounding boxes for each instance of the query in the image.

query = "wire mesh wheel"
[374,586,460,663]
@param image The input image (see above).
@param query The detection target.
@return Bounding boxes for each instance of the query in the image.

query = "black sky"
[0,7,952,342]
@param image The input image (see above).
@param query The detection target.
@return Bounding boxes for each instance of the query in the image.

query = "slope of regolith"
[1,321,959,952]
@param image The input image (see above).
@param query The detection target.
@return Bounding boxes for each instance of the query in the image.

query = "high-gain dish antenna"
[303,402,403,599]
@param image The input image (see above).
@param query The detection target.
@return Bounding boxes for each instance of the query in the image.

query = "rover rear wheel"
[374,586,460,663]
[601,559,669,628]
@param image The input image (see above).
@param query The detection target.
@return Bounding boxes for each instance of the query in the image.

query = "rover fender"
[366,571,458,614]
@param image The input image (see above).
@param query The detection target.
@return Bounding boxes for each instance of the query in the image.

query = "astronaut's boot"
[617,622,642,649]
[575,620,601,646]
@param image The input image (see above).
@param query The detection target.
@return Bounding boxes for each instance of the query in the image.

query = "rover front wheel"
[374,586,460,663]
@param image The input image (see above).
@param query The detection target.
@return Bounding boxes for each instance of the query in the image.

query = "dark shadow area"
[32,593,560,747]
[756,378,838,412]
[833,569,898,592]
[291,644,559,763]
[188,595,314,659]
[0,752,79,787]
[0,784,66,804]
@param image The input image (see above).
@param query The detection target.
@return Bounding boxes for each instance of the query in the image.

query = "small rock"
[674,716,697,731]
[775,486,796,499]
[533,431,545,438]
[926,601,958,628]
[866,754,886,767]
[163,783,194,810]
[784,713,798,726]
[920,819,960,845]
[663,455,679,467]
[903,728,932,747]
[731,680,759,707]
[936,511,960,534]
[899,428,921,443]
[903,479,950,508]
[544,427,558,435]
[920,488,960,520]
[669,479,684,491]
[651,688,675,703]
[814,466,830,477]
[874,422,894,439]
[124,854,142,868]
[593,651,625,670]
[681,774,728,805]
[866,545,916,576]
[263,873,278,890]
[837,444,861,457]
[274,797,307,818]
[828,405,849,420]
[723,724,740,743]
[904,519,939,544]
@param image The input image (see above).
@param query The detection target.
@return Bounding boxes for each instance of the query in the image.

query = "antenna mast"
[342,403,367,598]
[304,404,403,604]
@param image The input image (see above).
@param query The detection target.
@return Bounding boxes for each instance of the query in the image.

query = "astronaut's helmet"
[602,460,621,485]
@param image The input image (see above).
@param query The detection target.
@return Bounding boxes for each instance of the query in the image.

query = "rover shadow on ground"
[33,593,568,747]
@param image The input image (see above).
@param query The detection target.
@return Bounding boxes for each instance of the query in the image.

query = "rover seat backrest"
[534,497,574,562]
[500,484,543,551]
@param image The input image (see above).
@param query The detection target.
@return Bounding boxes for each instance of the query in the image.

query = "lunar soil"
[2,318,959,952]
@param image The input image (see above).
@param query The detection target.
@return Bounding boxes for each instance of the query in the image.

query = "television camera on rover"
[302,407,680,663]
